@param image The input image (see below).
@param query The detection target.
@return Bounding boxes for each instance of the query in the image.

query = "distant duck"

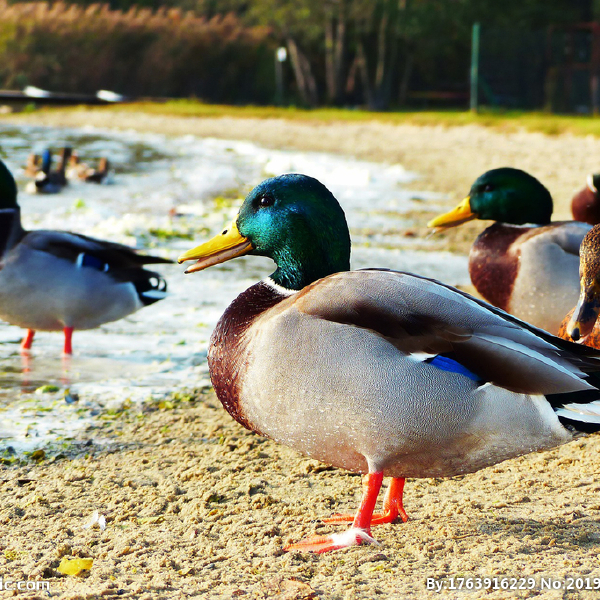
[428,168,591,335]
[23,153,41,178]
[0,158,170,354]
[65,152,89,181]
[84,157,113,184]
[571,174,600,225]
[559,224,600,348]
[66,154,113,184]
[26,148,70,194]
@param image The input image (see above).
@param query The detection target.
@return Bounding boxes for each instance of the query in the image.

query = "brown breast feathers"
[469,223,529,311]
[208,281,287,432]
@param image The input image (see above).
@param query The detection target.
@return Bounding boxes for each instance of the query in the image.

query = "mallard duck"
[23,153,41,178]
[559,224,600,348]
[0,158,170,354]
[428,168,591,334]
[84,157,113,184]
[66,154,113,184]
[65,152,89,181]
[26,148,70,194]
[572,174,600,225]
[178,173,600,553]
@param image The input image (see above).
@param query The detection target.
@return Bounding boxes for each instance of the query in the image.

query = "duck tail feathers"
[134,271,168,306]
[138,254,173,265]
[555,410,600,433]
[549,392,600,433]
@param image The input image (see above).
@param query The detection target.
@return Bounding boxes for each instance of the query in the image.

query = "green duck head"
[0,159,18,210]
[428,167,553,229]
[178,174,351,290]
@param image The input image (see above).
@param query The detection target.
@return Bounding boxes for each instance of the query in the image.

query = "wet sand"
[2,110,600,599]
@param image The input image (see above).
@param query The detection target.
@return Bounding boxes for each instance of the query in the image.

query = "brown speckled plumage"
[559,225,600,348]
[558,307,600,347]
[579,225,600,277]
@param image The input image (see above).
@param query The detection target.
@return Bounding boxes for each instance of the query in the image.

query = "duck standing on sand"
[559,224,600,348]
[0,158,170,354]
[179,173,600,553]
[428,168,591,334]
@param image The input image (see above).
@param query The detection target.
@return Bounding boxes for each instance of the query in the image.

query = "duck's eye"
[483,184,494,193]
[258,195,274,208]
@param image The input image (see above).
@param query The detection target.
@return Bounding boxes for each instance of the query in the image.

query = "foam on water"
[0,124,468,453]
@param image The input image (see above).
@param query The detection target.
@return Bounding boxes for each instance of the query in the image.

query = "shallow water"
[0,124,468,453]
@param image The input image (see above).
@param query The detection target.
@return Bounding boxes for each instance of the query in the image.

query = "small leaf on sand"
[57,557,93,576]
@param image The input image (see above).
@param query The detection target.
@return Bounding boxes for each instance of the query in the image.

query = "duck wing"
[23,230,172,268]
[291,268,600,397]
[516,221,591,257]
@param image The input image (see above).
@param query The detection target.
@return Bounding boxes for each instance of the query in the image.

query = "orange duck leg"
[284,472,395,553]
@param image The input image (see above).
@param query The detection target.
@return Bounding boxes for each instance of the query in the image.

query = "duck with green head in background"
[428,167,591,334]
[0,158,170,354]
[571,173,600,226]
[179,173,600,553]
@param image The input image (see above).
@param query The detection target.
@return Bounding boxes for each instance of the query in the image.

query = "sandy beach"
[2,109,600,599]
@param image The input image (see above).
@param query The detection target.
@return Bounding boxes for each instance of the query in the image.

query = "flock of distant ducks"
[24,146,112,194]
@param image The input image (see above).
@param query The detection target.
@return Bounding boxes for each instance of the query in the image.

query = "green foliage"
[1,0,596,110]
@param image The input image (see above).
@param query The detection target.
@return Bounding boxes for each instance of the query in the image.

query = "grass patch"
[147,227,196,241]
[30,100,600,139]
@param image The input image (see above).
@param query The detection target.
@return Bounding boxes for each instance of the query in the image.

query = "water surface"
[0,124,468,452]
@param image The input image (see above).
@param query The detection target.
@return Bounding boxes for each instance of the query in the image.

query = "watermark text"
[0,577,50,592]
[426,576,600,592]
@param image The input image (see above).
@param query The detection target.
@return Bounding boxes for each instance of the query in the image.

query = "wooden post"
[470,22,480,113]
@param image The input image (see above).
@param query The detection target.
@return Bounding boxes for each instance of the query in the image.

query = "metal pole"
[275,55,283,105]
[275,47,287,106]
[470,22,480,113]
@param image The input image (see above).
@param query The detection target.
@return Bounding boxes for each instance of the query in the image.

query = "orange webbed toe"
[284,527,378,553]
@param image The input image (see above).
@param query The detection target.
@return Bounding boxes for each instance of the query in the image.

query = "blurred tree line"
[2,0,599,108]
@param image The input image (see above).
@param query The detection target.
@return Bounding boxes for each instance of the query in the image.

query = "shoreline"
[3,108,599,216]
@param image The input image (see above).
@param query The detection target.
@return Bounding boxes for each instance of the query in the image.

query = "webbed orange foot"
[283,471,389,553]
[284,527,378,553]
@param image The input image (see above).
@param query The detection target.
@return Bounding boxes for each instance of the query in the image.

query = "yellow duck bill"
[427,196,477,229]
[178,220,253,274]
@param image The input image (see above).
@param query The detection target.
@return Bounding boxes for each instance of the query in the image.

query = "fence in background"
[471,23,600,113]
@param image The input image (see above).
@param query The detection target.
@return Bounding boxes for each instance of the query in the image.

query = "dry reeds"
[0,1,273,102]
